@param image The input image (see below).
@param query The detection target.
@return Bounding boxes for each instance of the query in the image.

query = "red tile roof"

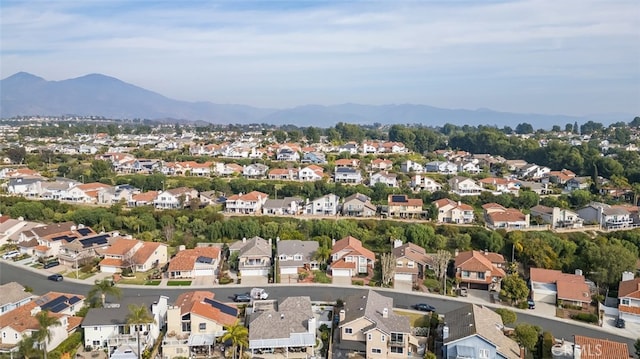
[132,242,164,265]
[174,291,237,326]
[331,236,375,261]
[168,247,220,272]
[103,238,139,256]
[455,250,506,279]
[557,280,591,303]
[574,335,629,359]
[132,191,158,202]
[618,278,640,299]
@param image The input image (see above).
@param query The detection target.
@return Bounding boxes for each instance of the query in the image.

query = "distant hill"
[0,72,628,128]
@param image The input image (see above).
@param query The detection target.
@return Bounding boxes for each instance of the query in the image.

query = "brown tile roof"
[132,191,158,202]
[618,278,640,299]
[330,259,356,269]
[388,195,423,207]
[30,222,76,238]
[488,209,527,223]
[482,202,506,211]
[99,257,124,267]
[174,291,238,326]
[433,198,473,211]
[0,300,79,333]
[335,158,360,167]
[77,182,111,191]
[166,187,196,196]
[455,250,506,278]
[227,190,268,201]
[168,247,220,272]
[557,280,591,303]
[573,335,629,359]
[132,242,164,264]
[103,238,140,256]
[331,236,375,261]
[392,242,431,266]
[530,268,584,284]
[269,168,297,175]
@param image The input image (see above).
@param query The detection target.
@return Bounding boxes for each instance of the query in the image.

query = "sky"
[1,0,639,116]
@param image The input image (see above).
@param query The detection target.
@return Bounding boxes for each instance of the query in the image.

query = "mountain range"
[0,72,630,128]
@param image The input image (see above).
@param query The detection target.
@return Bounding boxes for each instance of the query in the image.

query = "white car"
[2,250,20,260]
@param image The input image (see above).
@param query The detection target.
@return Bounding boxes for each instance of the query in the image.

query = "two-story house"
[330,236,375,281]
[276,147,300,161]
[454,250,506,291]
[229,237,273,282]
[410,175,442,193]
[298,165,324,181]
[342,193,377,217]
[433,198,475,224]
[268,168,298,181]
[530,268,591,309]
[99,237,168,274]
[277,239,319,283]
[369,171,398,188]
[449,176,483,196]
[248,296,316,357]
[400,160,424,173]
[301,152,326,164]
[577,202,634,229]
[425,161,458,174]
[392,240,434,288]
[370,159,393,171]
[441,304,522,359]
[565,176,591,192]
[167,246,221,280]
[387,194,423,219]
[242,163,269,179]
[82,296,168,356]
[154,187,199,209]
[65,182,114,203]
[478,177,520,195]
[0,282,34,315]
[530,205,583,229]
[335,158,361,168]
[337,290,418,359]
[482,203,530,230]
[305,194,340,216]
[224,191,269,214]
[163,291,238,359]
[618,271,640,324]
[22,222,96,259]
[262,197,304,215]
[334,167,363,184]
[58,231,117,268]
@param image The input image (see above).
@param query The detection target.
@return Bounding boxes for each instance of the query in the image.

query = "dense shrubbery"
[48,332,82,359]
[570,313,599,324]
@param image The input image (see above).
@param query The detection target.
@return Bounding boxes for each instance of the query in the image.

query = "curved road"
[1,262,636,352]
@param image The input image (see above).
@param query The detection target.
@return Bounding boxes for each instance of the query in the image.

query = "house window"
[479,348,490,358]
[345,328,353,334]
[478,272,486,280]
[390,347,403,354]
[371,348,382,354]
[368,333,372,341]
[390,333,404,343]
[199,323,206,331]
[621,298,630,305]
[279,255,287,261]
[381,335,385,342]
[93,340,100,346]
[462,271,470,278]
[294,254,303,261]
[407,261,414,268]
[396,261,403,267]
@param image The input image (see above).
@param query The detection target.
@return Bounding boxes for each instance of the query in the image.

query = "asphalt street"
[1,261,636,353]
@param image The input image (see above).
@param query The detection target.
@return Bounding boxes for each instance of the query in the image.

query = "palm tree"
[88,278,122,307]
[126,304,155,359]
[221,320,249,359]
[17,334,41,359]
[313,246,332,270]
[33,310,61,359]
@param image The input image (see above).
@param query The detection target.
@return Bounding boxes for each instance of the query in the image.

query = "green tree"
[500,273,529,305]
[634,338,640,358]
[89,159,114,182]
[88,279,122,307]
[221,320,249,359]
[6,147,27,164]
[33,310,61,359]
[494,308,517,325]
[514,324,541,353]
[273,130,287,143]
[127,304,155,359]
[313,245,332,269]
[515,123,534,134]
[18,334,41,359]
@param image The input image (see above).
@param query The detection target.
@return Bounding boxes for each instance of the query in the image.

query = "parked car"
[250,288,269,300]
[412,303,436,312]
[43,261,60,269]
[2,250,20,260]
[233,293,252,303]
[615,317,625,328]
[47,274,63,282]
[527,299,536,310]
[457,288,468,297]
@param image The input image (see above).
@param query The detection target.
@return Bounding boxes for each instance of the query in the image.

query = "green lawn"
[144,280,162,286]
[118,271,151,285]
[167,280,192,286]
[394,309,431,327]
[64,270,95,280]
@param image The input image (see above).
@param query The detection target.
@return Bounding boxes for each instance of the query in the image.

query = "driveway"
[193,275,215,286]
[601,314,640,338]
[332,276,352,286]
[394,280,413,292]
[241,275,268,286]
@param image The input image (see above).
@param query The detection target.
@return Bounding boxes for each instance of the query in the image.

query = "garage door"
[242,269,269,276]
[533,291,556,304]
[195,269,214,277]
[281,267,298,275]
[395,273,413,282]
[332,268,352,277]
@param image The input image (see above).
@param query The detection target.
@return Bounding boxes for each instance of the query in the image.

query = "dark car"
[47,274,63,282]
[615,317,625,328]
[233,293,252,303]
[527,299,536,310]
[44,261,60,269]
[412,303,436,312]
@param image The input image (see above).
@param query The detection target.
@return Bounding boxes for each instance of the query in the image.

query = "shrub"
[352,280,364,286]
[313,271,331,284]
[423,278,440,291]
[570,313,598,323]
[219,276,233,285]
[48,332,82,359]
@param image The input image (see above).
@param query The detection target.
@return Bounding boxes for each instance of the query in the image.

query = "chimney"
[268,238,272,246]
[393,239,403,248]
[519,347,525,359]
[382,308,388,318]
[242,237,246,243]
[454,249,459,257]
[484,249,488,256]
[30,306,42,316]
[339,309,346,322]
[575,269,583,277]
[442,323,449,340]
[332,238,336,246]
[622,271,634,282]
[308,317,316,333]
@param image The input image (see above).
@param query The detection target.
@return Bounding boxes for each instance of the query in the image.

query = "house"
[425,161,457,174]
[400,160,424,173]
[301,152,326,164]
[337,290,418,358]
[65,182,113,203]
[0,282,34,315]
[334,167,362,184]
[305,193,340,216]
[154,187,199,209]
[338,142,359,155]
[6,177,43,196]
[330,236,375,279]
[224,191,269,214]
[342,193,377,217]
[82,296,168,355]
[0,292,84,353]
[369,171,398,187]
[387,194,423,219]
[58,231,118,268]
[545,169,576,184]
[433,198,475,224]
[98,184,140,205]
[454,250,506,290]
[128,191,159,207]
[276,147,300,161]
[335,158,360,168]
[577,202,634,229]
[99,238,168,274]
[370,158,393,171]
[20,222,96,259]
[298,165,324,181]
[551,335,631,359]
[440,304,523,359]
[262,197,303,215]
[449,176,483,196]
[618,271,640,323]
[167,246,221,279]
[529,268,591,309]
[268,168,298,180]
[566,176,591,192]
[243,163,269,178]
[39,179,77,201]
[0,216,43,247]
[478,177,520,195]
[518,164,550,179]
[277,239,319,283]
[229,236,272,281]
[392,240,434,287]
[457,161,482,174]
[482,203,530,230]
[163,291,238,359]
[248,296,316,356]
[410,175,442,192]
[530,205,583,229]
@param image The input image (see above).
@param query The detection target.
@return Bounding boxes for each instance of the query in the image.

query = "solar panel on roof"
[49,303,68,313]
[77,228,92,236]
[204,298,238,317]
[80,234,110,248]
[391,195,407,203]
[41,296,69,312]
[196,256,213,264]
[69,296,81,305]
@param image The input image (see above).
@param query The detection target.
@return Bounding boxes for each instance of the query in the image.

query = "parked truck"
[250,288,269,300]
